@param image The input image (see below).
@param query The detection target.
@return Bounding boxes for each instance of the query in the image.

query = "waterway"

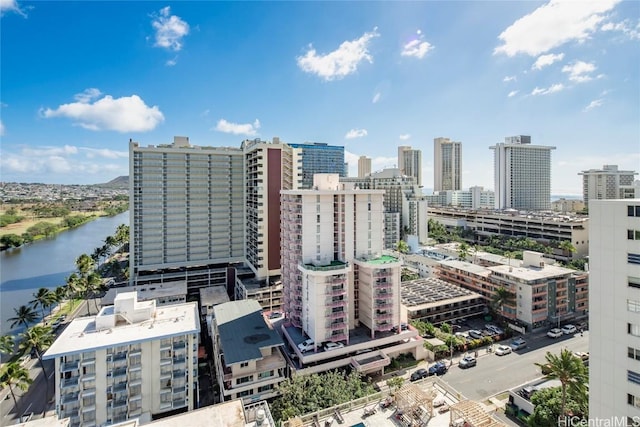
[0,211,129,336]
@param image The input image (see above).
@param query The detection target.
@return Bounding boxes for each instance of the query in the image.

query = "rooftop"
[102,282,187,305]
[214,300,284,365]
[200,286,231,306]
[438,259,492,278]
[358,255,400,265]
[401,277,481,308]
[146,399,246,427]
[43,300,199,358]
[488,263,574,281]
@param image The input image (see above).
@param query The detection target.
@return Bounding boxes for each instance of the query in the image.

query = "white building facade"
[491,135,555,211]
[589,199,640,423]
[280,174,402,346]
[579,164,638,205]
[44,293,200,427]
[358,156,372,178]
[398,146,422,187]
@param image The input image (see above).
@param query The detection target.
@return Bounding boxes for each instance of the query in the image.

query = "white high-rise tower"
[434,137,462,192]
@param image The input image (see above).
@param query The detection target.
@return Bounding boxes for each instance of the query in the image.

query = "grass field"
[0,210,104,238]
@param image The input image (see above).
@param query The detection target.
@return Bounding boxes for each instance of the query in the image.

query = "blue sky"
[1,0,638,195]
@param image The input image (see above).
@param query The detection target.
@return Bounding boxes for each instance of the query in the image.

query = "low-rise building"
[102,282,187,307]
[43,292,200,427]
[199,286,230,319]
[234,277,283,313]
[212,300,287,403]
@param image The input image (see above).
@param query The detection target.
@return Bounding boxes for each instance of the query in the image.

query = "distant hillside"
[98,176,129,189]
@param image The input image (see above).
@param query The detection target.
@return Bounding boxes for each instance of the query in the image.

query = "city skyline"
[1,0,638,195]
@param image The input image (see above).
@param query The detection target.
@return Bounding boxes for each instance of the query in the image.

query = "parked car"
[510,337,527,351]
[268,311,282,320]
[485,324,504,335]
[562,324,577,335]
[297,339,315,352]
[428,361,448,376]
[410,368,428,381]
[324,342,345,351]
[459,355,477,369]
[392,323,409,333]
[468,330,483,339]
[547,328,563,338]
[495,345,512,356]
[454,332,469,341]
[573,351,589,364]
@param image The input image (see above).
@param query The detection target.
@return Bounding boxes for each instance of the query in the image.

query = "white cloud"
[494,0,621,57]
[214,118,260,136]
[532,52,565,70]
[22,145,78,157]
[0,120,4,136]
[562,60,596,82]
[503,75,517,82]
[42,90,164,132]
[601,19,640,40]
[345,128,368,139]
[530,83,564,95]
[372,92,381,103]
[401,31,434,59]
[166,57,178,67]
[297,28,379,81]
[151,6,190,51]
[82,147,128,159]
[583,98,603,111]
[508,90,519,97]
[0,0,27,17]
[399,134,411,140]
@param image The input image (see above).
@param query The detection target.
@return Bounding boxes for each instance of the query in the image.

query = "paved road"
[410,329,589,402]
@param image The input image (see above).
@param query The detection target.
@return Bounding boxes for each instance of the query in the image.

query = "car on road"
[410,368,429,381]
[459,355,477,369]
[547,328,563,338]
[562,324,577,335]
[510,337,527,351]
[324,342,345,351]
[495,345,512,356]
[573,351,589,364]
[468,330,483,339]
[428,361,448,376]
[392,323,409,333]
[297,339,315,352]
[268,311,282,320]
[486,324,504,335]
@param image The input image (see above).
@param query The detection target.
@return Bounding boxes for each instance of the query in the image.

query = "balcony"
[111,368,127,378]
[61,361,79,372]
[111,382,127,393]
[61,377,79,389]
[110,398,128,408]
[375,312,393,320]
[173,341,187,350]
[173,370,186,378]
[326,299,347,308]
[329,287,346,297]
[375,301,393,310]
[376,281,392,290]
[329,321,346,330]
[326,310,346,319]
[112,353,127,362]
[173,399,187,408]
[61,392,79,404]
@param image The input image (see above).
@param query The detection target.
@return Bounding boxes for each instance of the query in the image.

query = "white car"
[324,342,345,351]
[495,345,512,356]
[297,339,314,352]
[547,328,563,338]
[561,324,577,335]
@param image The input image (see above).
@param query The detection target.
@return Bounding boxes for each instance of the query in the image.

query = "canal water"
[0,211,129,336]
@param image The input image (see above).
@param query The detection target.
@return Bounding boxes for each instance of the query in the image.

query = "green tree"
[386,376,404,394]
[527,386,586,427]
[19,325,54,411]
[558,241,576,258]
[0,334,15,356]
[491,286,515,318]
[30,288,53,322]
[271,370,375,422]
[8,305,38,330]
[0,234,24,248]
[535,349,588,418]
[458,242,470,261]
[0,361,32,413]
[396,240,409,254]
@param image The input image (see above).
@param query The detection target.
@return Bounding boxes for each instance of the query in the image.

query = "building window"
[629,323,640,337]
[629,230,640,240]
[629,300,640,313]
[257,384,273,393]
[238,389,252,397]
[240,362,249,368]
[630,277,640,289]
[629,254,640,265]
[628,347,640,361]
[630,393,640,408]
[628,206,640,217]
[629,371,640,386]
[236,375,252,385]
[258,370,274,379]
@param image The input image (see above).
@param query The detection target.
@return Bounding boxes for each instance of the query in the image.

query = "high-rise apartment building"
[398,146,422,187]
[490,135,555,211]
[588,199,640,422]
[579,164,638,205]
[288,142,345,189]
[280,174,402,345]
[129,137,245,290]
[44,292,200,427]
[242,138,301,281]
[433,137,462,191]
[358,155,372,178]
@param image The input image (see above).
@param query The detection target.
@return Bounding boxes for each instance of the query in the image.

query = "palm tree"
[66,273,90,316]
[86,272,104,313]
[0,361,32,413]
[30,288,52,322]
[8,305,38,330]
[396,240,409,254]
[458,242,470,261]
[75,253,95,277]
[19,325,54,412]
[559,240,577,259]
[535,349,588,417]
[0,334,15,356]
[491,286,515,319]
